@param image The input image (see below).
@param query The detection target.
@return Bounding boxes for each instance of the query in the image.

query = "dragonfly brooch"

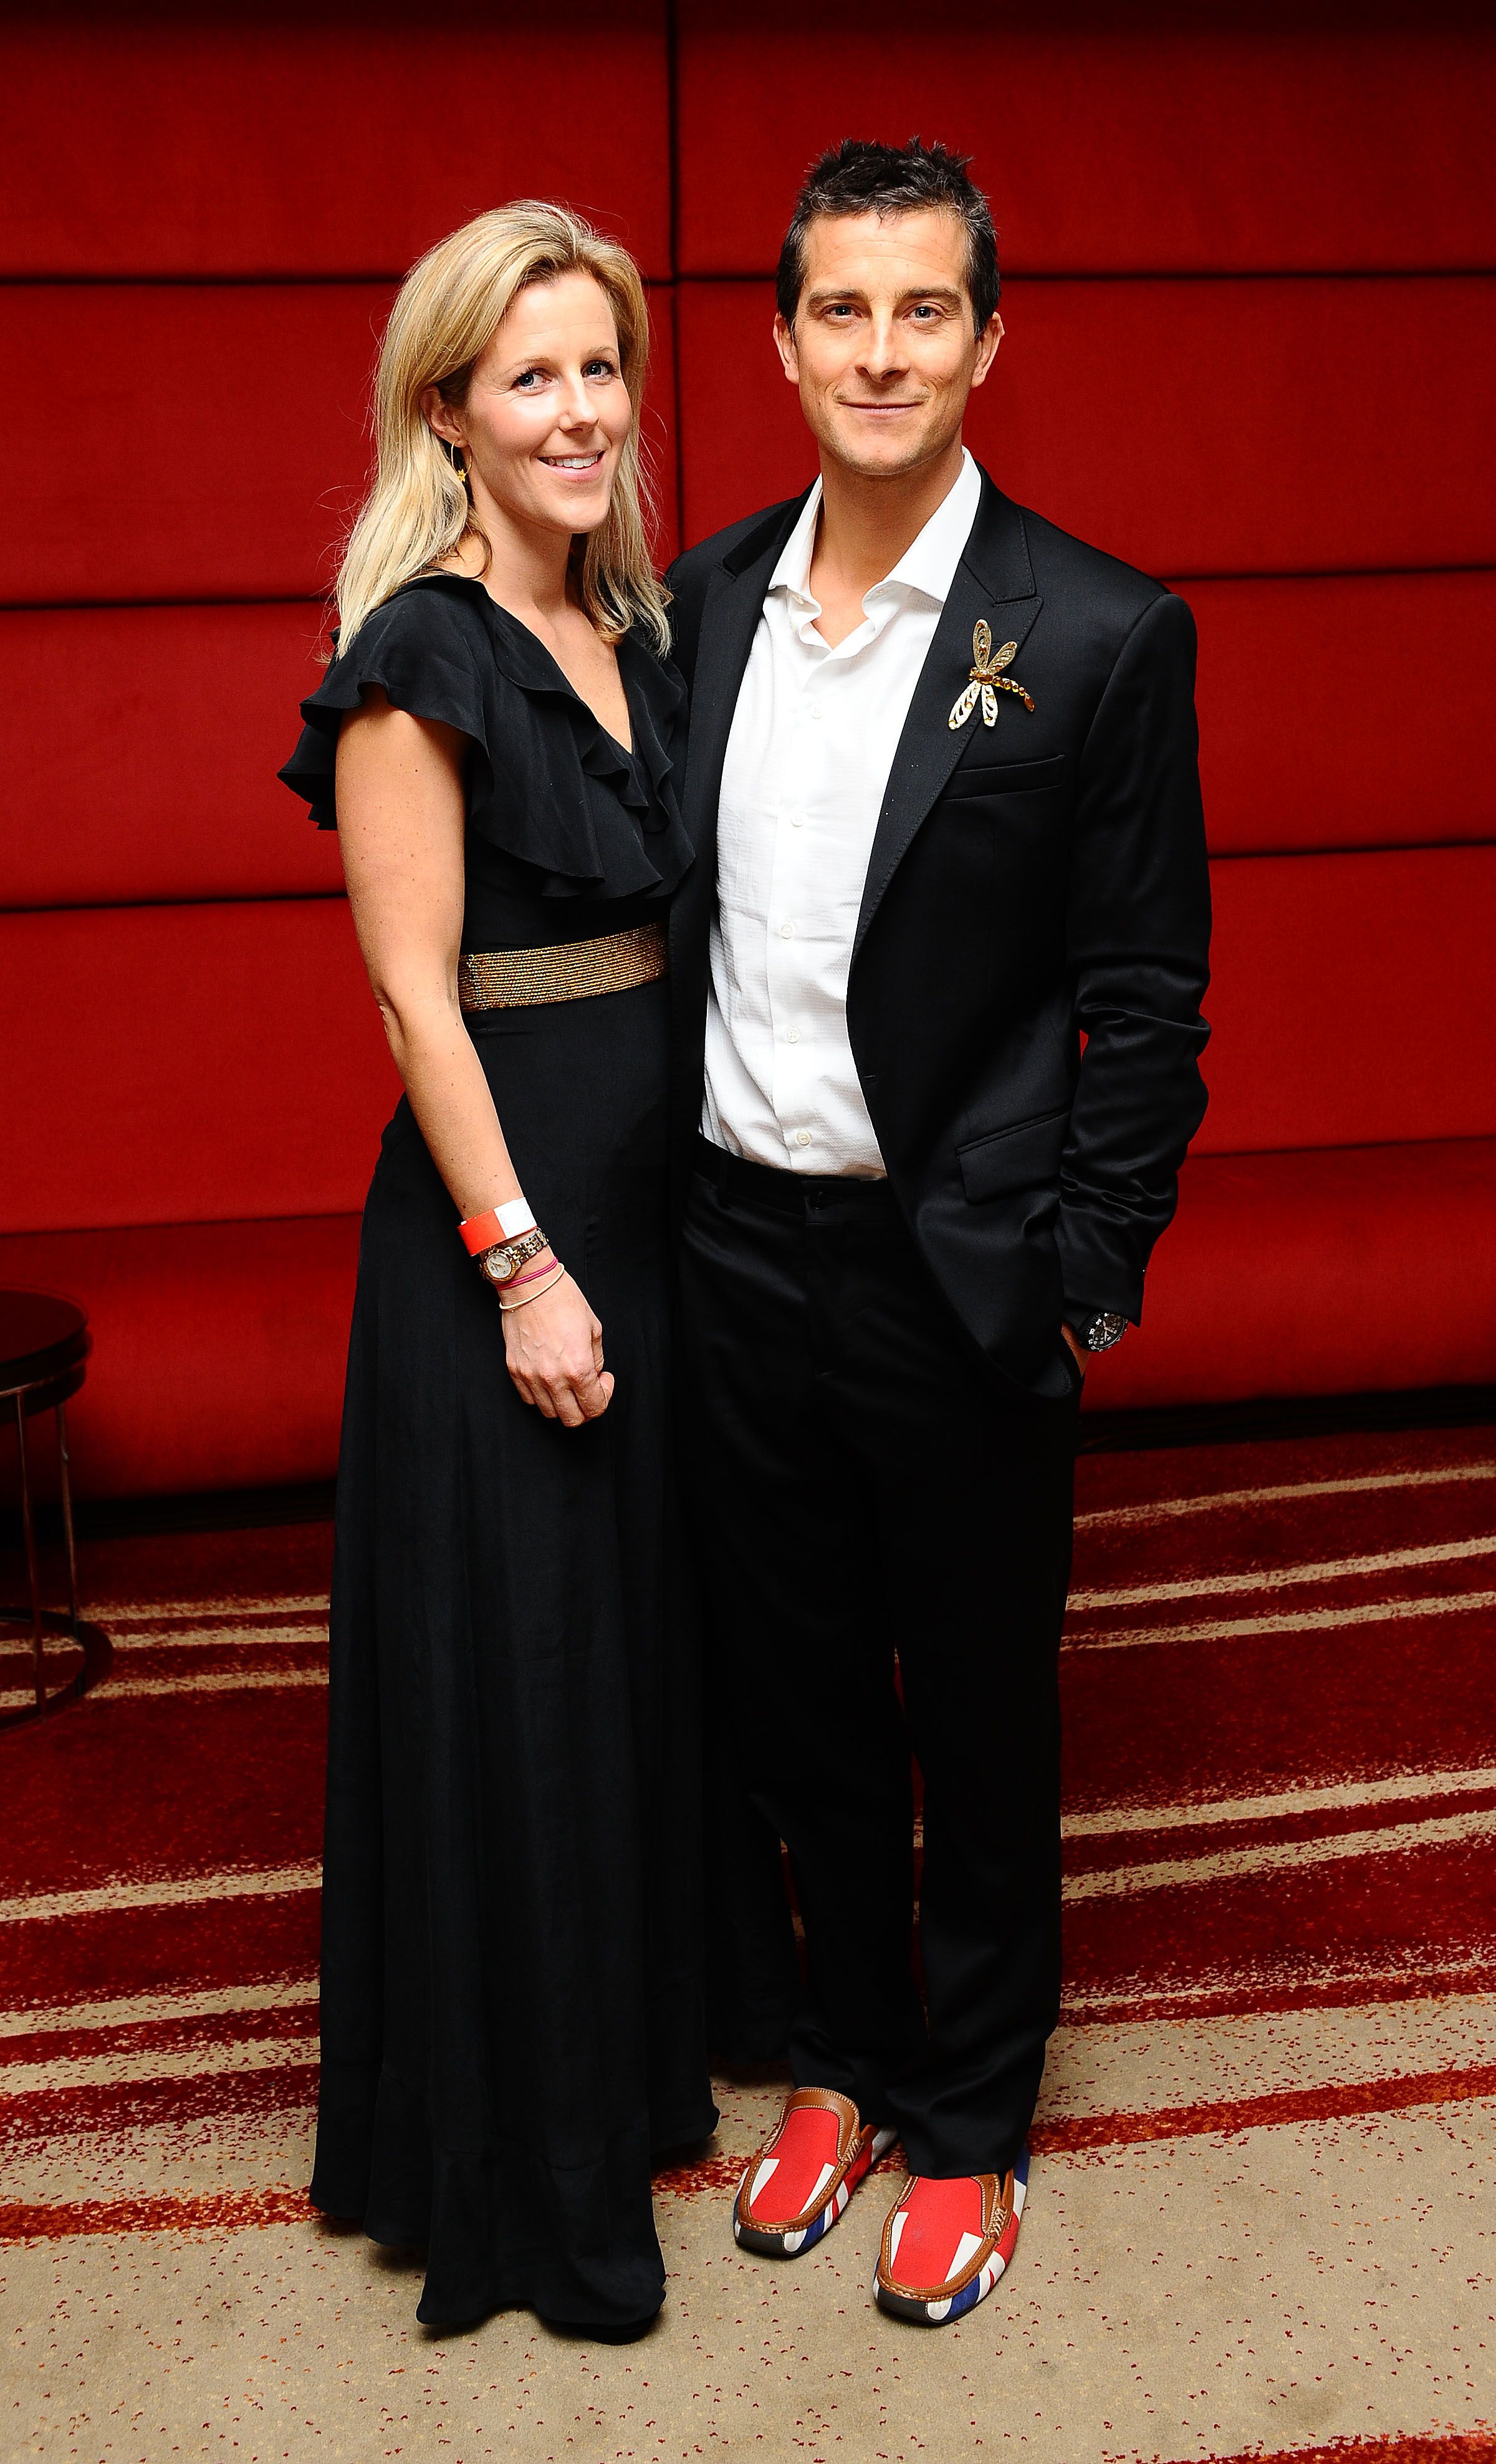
[948,619,1035,730]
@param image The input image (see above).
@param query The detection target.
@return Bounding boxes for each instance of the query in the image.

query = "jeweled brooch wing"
[948,620,1035,729]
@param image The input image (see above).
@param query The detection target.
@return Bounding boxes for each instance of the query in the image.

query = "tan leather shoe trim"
[876,2170,1013,2301]
[741,2087,873,2231]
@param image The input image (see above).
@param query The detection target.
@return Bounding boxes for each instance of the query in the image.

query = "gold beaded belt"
[457,919,669,1013]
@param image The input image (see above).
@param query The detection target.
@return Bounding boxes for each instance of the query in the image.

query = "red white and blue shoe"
[873,2150,1028,2324]
[733,2087,898,2258]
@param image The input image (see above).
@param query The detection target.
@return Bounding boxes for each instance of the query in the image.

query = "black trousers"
[678,1137,1078,2178]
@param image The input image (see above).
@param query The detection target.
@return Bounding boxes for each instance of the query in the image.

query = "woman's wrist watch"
[1065,1307,1129,1354]
[458,1196,549,1287]
[475,1226,550,1288]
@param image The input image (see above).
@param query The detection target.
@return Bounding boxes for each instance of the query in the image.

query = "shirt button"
[788,811,804,828]
[786,1026,800,1044]
[779,920,797,939]
[795,1128,812,1148]
[810,704,823,719]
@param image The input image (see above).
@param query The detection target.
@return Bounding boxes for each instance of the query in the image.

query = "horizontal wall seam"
[0,596,327,615]
[671,265,1496,287]
[4,268,1495,291]
[7,579,1487,623]
[0,1212,362,1242]
[0,892,349,920]
[2,846,1492,930]
[0,269,676,291]
[1148,564,1496,586]
[0,892,348,924]
[1164,565,1496,585]
[1203,841,1496,864]
[1171,1132,1496,1163]
[4,842,1494,926]
[1,1140,1491,1250]
[7,568,1494,618]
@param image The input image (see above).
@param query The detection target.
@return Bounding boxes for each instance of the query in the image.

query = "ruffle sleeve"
[277,582,493,830]
[278,575,694,903]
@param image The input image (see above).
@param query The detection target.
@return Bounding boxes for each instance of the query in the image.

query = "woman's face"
[427,269,633,541]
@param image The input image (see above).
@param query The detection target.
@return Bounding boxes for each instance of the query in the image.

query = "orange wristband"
[459,1198,535,1256]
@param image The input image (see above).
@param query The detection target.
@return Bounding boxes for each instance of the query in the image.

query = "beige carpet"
[4,1423,1495,2462]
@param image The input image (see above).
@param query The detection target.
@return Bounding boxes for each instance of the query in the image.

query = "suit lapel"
[853,476,1042,967]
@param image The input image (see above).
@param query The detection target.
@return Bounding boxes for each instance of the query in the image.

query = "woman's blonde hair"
[335,202,669,654]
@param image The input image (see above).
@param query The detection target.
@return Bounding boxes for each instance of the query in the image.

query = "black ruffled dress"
[279,575,715,2333]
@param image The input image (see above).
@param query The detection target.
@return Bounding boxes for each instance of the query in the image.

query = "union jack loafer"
[873,2150,1028,2324]
[732,2086,898,2258]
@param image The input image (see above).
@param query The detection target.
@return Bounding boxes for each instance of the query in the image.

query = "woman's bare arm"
[335,691,613,1425]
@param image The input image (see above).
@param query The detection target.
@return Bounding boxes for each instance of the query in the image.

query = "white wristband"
[496,1197,536,1238]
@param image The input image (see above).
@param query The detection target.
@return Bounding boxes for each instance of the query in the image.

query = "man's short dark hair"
[776,138,999,338]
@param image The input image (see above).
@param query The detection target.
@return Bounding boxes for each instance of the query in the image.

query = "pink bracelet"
[503,1254,559,1291]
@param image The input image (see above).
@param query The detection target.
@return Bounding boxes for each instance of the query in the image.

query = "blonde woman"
[280,205,714,2338]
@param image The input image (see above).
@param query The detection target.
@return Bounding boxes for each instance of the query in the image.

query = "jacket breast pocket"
[957,1104,1068,1201]
[942,753,1067,805]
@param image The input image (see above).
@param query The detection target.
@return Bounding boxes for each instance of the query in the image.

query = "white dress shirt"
[702,448,982,1176]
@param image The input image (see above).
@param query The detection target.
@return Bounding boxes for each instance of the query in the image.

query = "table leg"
[56,1399,79,1639]
[13,1394,45,1710]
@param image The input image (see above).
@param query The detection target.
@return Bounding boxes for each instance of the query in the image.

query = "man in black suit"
[667,139,1210,2325]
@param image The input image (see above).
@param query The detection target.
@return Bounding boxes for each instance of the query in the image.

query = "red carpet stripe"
[102,1596,329,1624]
[0,2060,319,2140]
[1206,2432,1496,2463]
[1074,1460,1496,1531]
[0,2004,317,2071]
[0,2186,317,2245]
[1068,1534,1496,1612]
[1065,1847,1496,2006]
[1063,1764,1496,1840]
[1,2014,317,2076]
[1065,1588,1496,1653]
[7,2059,1492,2246]
[89,1668,328,1703]
[0,1861,322,1926]
[0,2166,757,2247]
[1063,1804,1496,1899]
[1064,1958,1496,2027]
[0,1978,319,2041]
[108,1623,327,1653]
[1031,2061,1496,2157]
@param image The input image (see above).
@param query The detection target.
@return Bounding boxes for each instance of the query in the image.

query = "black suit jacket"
[666,465,1211,1402]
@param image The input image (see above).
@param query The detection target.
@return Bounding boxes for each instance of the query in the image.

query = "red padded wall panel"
[0,7,671,278]
[0,284,678,605]
[0,605,343,909]
[0,1216,359,1499]
[641,287,680,567]
[676,9,1496,276]
[2,284,388,605]
[0,901,398,1234]
[676,277,1496,574]
[1192,574,1496,855]
[1082,1140,1496,1410]
[1197,847,1496,1156]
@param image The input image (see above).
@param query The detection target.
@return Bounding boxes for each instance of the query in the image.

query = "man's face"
[774,207,1000,481]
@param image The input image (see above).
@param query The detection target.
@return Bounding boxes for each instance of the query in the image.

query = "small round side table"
[1,1289,92,1718]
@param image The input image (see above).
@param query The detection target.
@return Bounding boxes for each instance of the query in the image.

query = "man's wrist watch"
[1065,1307,1129,1354]
[476,1225,550,1287]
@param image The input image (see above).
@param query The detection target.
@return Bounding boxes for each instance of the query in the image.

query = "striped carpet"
[2,1424,1493,2462]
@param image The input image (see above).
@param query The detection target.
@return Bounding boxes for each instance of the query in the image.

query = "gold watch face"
[480,1243,519,1284]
